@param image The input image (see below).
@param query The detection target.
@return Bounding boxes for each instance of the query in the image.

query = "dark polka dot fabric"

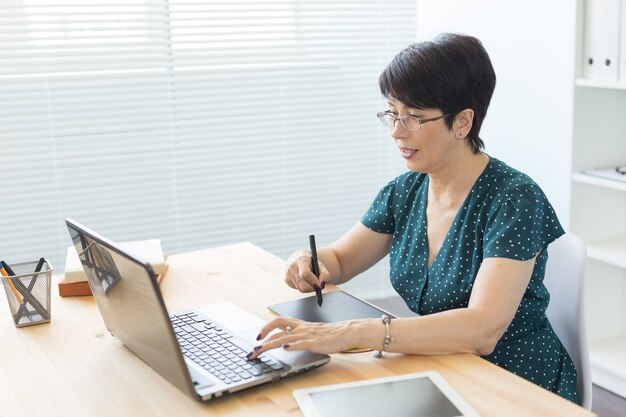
[361,156,579,404]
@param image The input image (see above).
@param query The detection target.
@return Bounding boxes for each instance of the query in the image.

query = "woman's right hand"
[284,249,331,293]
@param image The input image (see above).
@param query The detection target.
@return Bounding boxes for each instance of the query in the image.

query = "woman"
[247,33,579,403]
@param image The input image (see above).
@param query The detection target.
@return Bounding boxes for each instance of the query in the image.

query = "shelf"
[572,172,626,192]
[590,335,626,398]
[586,235,626,269]
[575,78,626,90]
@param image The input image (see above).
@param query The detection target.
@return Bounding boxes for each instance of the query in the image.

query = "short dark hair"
[378,33,496,153]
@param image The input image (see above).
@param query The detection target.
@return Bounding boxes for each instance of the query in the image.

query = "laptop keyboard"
[171,312,286,385]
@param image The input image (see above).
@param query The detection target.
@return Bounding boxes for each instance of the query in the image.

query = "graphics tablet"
[293,371,480,417]
[268,290,395,323]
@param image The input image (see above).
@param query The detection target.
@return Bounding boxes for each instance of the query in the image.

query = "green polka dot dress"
[361,156,579,403]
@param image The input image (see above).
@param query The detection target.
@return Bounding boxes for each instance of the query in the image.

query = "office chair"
[544,233,592,410]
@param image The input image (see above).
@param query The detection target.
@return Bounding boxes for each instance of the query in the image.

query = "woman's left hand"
[246,316,359,360]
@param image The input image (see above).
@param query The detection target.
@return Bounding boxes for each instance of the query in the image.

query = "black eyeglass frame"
[376,111,453,132]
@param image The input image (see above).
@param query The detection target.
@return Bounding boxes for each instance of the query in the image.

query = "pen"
[309,235,323,307]
[34,257,46,273]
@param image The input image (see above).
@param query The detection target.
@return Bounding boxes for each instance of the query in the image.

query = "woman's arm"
[285,222,392,292]
[252,255,536,358]
[359,256,536,355]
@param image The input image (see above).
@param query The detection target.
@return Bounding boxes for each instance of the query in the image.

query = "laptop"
[65,218,330,400]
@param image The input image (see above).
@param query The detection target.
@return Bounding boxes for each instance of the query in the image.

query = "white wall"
[415,0,577,227]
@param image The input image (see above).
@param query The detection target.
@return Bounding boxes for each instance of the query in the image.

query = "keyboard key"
[190,323,207,332]
[181,325,195,333]
[238,370,253,379]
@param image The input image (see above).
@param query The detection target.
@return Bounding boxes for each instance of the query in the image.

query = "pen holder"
[2,259,53,327]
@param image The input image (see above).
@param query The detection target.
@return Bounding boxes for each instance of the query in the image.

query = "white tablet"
[293,371,481,417]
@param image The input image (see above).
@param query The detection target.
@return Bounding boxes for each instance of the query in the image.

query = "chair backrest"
[543,233,592,410]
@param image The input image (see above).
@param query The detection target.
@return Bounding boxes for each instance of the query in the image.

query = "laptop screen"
[65,219,193,397]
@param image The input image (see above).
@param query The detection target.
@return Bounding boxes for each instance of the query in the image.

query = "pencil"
[0,264,24,305]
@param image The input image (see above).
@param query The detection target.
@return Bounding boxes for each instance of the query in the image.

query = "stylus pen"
[309,235,323,307]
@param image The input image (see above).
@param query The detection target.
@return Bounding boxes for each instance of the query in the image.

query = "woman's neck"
[427,151,489,202]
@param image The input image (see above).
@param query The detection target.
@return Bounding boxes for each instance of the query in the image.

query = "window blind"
[0,0,413,298]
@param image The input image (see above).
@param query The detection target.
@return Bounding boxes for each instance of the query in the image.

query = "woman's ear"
[454,108,474,139]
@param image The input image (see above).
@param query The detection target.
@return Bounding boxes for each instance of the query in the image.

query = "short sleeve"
[483,185,564,260]
[360,179,396,234]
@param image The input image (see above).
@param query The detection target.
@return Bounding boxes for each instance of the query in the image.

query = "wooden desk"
[0,243,595,417]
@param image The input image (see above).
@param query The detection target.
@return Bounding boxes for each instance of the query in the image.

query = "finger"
[255,335,328,359]
[283,268,296,289]
[292,266,316,293]
[256,317,296,341]
[284,252,324,293]
[263,326,297,344]
[301,258,330,289]
[281,339,315,353]
[248,333,299,360]
[318,264,331,288]
[296,255,320,287]
[285,261,309,291]
[284,261,299,282]
[295,273,317,293]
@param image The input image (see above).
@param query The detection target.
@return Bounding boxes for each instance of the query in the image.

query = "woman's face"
[386,98,458,174]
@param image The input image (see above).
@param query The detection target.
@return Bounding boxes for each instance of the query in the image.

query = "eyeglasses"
[376,111,452,132]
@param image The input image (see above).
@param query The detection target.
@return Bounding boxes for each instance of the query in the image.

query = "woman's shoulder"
[484,157,545,199]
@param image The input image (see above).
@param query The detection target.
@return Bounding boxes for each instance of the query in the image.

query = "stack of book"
[58,239,168,297]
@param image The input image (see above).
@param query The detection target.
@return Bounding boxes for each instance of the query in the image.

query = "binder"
[583,0,620,81]
[621,0,626,82]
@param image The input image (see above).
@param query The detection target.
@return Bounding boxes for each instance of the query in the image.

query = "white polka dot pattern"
[360,156,578,403]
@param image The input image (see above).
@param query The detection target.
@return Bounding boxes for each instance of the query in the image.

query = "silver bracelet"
[374,314,395,358]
